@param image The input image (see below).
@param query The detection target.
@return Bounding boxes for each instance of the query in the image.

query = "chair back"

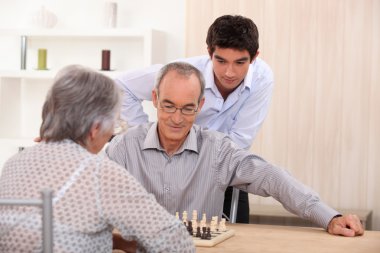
[0,189,53,253]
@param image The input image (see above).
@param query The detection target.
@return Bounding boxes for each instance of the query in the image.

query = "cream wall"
[186,0,380,230]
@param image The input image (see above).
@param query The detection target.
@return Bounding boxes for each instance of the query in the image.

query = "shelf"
[0,70,125,79]
[0,28,152,38]
[0,28,164,70]
[0,27,163,143]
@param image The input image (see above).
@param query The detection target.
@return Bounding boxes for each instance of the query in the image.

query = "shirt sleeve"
[115,64,163,126]
[228,70,274,149]
[97,159,195,253]
[215,137,339,229]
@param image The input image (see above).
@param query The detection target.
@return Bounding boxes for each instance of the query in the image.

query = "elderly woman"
[0,66,194,253]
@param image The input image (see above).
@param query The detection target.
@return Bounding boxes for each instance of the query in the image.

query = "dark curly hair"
[206,15,259,60]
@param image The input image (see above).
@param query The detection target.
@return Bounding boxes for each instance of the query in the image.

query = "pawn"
[218,218,227,232]
[210,216,217,232]
[187,220,193,236]
[182,211,188,226]
[206,227,212,239]
[200,213,207,228]
[196,227,202,237]
[182,211,188,221]
[191,219,198,231]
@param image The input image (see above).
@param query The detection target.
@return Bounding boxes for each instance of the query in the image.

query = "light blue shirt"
[115,55,274,149]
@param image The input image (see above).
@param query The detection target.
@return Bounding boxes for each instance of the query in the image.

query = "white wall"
[0,0,185,63]
[0,0,186,169]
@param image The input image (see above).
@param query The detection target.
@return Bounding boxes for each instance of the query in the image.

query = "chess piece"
[191,219,198,231]
[175,211,179,220]
[210,216,217,232]
[206,227,212,240]
[187,220,193,236]
[182,211,188,225]
[196,227,201,237]
[192,210,198,221]
[219,218,227,232]
[200,213,207,228]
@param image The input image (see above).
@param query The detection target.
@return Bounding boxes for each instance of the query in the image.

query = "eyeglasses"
[159,104,199,115]
[160,102,198,115]
[156,93,199,115]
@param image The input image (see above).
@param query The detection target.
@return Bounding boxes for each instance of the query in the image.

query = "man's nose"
[225,64,235,77]
[171,109,184,123]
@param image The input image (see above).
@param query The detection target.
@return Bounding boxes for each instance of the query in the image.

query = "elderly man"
[106,62,364,237]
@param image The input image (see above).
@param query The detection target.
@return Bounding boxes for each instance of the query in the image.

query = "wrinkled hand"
[113,232,137,253]
[327,214,364,237]
[34,136,42,142]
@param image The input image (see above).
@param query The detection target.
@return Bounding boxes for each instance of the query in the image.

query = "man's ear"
[152,89,158,108]
[207,47,213,58]
[197,97,205,114]
[251,51,260,63]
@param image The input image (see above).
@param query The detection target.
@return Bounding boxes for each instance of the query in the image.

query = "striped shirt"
[106,123,339,229]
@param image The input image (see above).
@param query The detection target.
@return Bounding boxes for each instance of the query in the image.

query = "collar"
[205,58,256,95]
[143,122,199,155]
[240,60,255,92]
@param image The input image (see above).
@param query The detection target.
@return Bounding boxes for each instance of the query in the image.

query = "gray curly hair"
[40,65,120,146]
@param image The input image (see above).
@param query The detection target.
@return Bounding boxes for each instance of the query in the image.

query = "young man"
[107,62,364,237]
[115,15,273,223]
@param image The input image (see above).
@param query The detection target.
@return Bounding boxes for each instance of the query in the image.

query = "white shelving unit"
[0,28,163,170]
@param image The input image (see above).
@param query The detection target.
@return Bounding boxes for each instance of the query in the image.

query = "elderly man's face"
[152,70,204,151]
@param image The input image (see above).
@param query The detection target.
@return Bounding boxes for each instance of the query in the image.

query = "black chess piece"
[187,220,193,236]
[206,227,212,240]
[201,227,207,239]
[196,227,202,237]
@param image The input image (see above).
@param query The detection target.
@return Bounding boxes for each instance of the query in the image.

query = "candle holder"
[101,49,111,71]
[37,48,48,70]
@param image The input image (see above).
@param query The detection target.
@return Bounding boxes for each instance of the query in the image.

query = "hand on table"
[327,214,364,237]
[113,232,137,253]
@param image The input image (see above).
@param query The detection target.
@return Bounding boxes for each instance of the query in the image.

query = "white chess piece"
[182,211,188,225]
[200,213,207,228]
[175,212,179,220]
[210,216,217,232]
[219,218,227,232]
[192,210,198,221]
[191,219,198,231]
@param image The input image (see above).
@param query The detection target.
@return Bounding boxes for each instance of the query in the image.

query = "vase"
[32,6,58,29]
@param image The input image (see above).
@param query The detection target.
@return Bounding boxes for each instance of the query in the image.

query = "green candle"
[38,48,47,70]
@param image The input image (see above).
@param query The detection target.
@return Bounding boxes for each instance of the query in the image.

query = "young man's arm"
[115,64,163,126]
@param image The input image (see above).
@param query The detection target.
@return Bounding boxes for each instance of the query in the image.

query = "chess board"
[193,229,235,247]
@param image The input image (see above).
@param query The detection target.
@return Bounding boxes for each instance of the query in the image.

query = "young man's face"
[152,70,204,151]
[210,46,255,98]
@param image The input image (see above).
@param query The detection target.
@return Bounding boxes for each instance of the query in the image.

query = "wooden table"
[196,224,380,253]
